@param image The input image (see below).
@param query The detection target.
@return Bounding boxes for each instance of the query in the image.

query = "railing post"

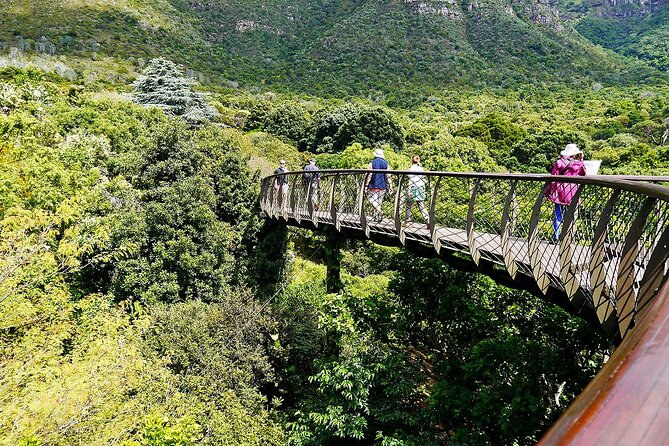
[287,175,297,221]
[395,174,405,244]
[359,172,369,237]
[616,197,657,338]
[501,180,519,279]
[294,176,303,224]
[259,179,267,214]
[309,179,320,228]
[268,179,277,219]
[467,179,481,265]
[429,177,442,254]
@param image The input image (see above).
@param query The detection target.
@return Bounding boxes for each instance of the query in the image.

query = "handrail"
[265,169,669,182]
[265,169,669,200]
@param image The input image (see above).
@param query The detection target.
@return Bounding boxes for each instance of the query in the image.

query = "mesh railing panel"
[361,171,396,234]
[400,173,433,243]
[472,179,513,264]
[336,173,364,229]
[564,185,615,307]
[507,180,542,278]
[432,177,471,253]
[315,173,335,224]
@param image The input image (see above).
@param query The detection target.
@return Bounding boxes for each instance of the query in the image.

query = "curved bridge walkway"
[261,169,669,445]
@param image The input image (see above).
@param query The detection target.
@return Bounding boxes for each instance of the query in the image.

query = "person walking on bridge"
[545,144,586,241]
[302,157,320,210]
[274,159,290,212]
[365,148,393,222]
[405,155,429,227]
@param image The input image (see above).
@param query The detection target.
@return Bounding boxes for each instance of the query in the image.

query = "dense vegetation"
[551,0,669,72]
[1,0,669,440]
[1,0,668,97]
[2,55,667,445]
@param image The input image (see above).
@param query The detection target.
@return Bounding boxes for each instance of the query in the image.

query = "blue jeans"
[553,204,567,241]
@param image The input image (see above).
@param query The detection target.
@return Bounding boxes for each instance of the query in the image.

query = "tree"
[415,135,501,172]
[385,255,610,446]
[509,129,587,173]
[107,121,261,304]
[132,58,218,126]
[264,103,310,144]
[306,104,405,154]
[455,113,527,164]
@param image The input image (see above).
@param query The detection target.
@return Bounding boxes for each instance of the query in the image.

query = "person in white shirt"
[405,155,429,226]
[274,160,289,211]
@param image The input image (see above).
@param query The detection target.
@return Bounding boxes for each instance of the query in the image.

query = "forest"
[1,16,669,444]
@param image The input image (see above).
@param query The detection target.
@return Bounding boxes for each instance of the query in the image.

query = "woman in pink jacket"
[545,144,586,241]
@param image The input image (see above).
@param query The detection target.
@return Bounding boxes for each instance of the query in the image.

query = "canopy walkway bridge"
[261,169,669,446]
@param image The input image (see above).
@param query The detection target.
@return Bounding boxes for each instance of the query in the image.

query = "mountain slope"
[0,0,665,94]
[549,0,669,70]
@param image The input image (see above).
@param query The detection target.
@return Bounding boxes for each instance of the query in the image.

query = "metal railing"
[261,169,669,341]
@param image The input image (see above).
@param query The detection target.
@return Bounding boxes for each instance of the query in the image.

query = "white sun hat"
[560,144,582,157]
[373,148,385,158]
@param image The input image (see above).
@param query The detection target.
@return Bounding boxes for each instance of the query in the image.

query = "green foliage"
[509,129,588,173]
[0,69,284,445]
[264,102,310,145]
[455,113,527,164]
[282,285,430,446]
[387,255,611,445]
[4,59,669,446]
[133,58,218,125]
[316,142,409,170]
[106,121,262,304]
[415,135,501,172]
[306,104,404,154]
[141,297,285,445]
[146,296,278,397]
[1,0,668,99]
[575,6,669,71]
[128,413,203,446]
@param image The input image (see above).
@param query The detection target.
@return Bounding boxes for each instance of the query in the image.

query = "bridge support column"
[324,226,343,293]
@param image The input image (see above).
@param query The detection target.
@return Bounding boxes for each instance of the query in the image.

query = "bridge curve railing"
[261,170,669,341]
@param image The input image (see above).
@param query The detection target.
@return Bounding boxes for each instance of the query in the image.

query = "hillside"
[1,0,666,96]
[550,0,669,71]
